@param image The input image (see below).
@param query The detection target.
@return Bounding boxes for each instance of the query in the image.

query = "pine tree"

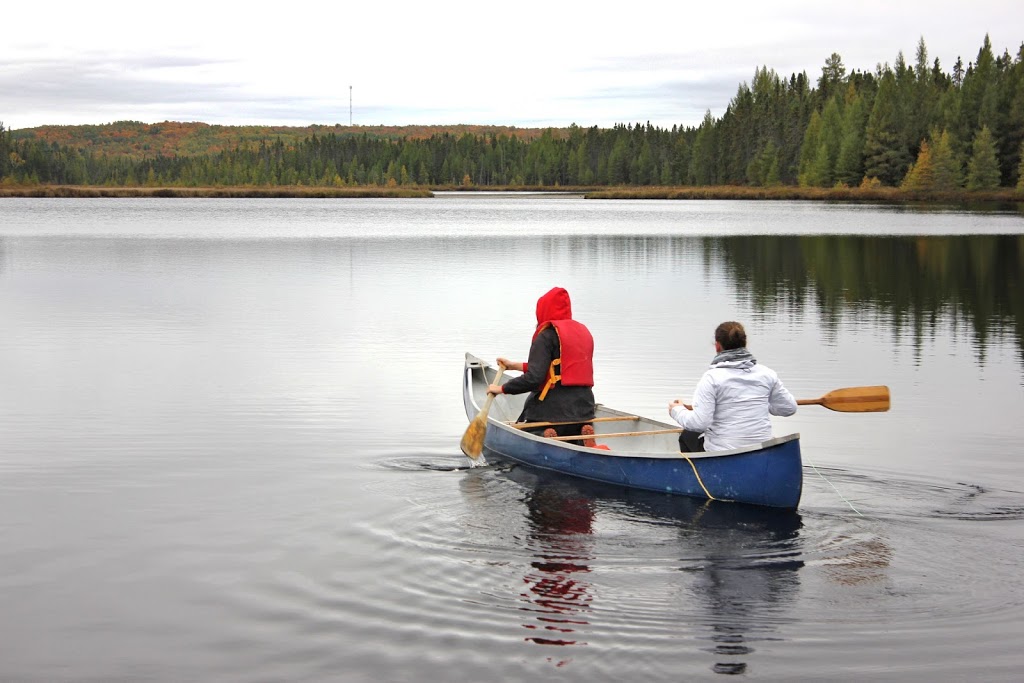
[967,125,1001,189]
[1017,140,1024,191]
[781,72,814,183]
[1005,44,1024,186]
[764,153,781,186]
[811,97,843,186]
[0,121,10,180]
[671,136,691,185]
[746,140,782,186]
[930,129,963,190]
[834,90,867,186]
[910,37,937,149]
[863,70,912,185]
[797,111,823,186]
[956,35,997,157]
[689,111,717,185]
[953,56,965,88]
[818,53,847,104]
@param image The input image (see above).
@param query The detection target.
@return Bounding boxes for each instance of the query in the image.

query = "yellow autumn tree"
[901,141,935,191]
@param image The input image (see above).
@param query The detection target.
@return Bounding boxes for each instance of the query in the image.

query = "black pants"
[678,430,705,453]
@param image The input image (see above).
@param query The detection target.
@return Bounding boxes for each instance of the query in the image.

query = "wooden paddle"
[550,386,891,444]
[680,385,890,414]
[797,385,890,412]
[460,367,505,460]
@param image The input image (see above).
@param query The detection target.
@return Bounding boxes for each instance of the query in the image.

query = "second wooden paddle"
[797,385,890,412]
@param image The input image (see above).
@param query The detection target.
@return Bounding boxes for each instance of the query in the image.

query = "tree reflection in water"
[710,234,1024,365]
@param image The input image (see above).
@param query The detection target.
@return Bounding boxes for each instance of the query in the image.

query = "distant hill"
[10,121,560,159]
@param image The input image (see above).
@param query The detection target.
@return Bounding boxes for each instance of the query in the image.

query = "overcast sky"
[2,1,1022,131]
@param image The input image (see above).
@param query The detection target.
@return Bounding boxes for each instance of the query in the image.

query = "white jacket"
[669,359,797,452]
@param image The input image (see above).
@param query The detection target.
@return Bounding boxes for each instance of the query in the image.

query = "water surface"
[1,196,1023,681]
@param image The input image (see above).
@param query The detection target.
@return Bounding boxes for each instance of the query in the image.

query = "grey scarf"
[710,347,757,370]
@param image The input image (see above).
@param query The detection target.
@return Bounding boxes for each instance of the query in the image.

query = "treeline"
[7,121,552,159]
[2,35,1023,191]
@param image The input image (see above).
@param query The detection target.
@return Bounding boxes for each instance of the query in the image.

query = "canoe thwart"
[509,415,641,429]
[550,428,684,441]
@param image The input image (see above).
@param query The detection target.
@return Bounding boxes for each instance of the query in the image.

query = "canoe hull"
[463,353,802,509]
[485,425,802,508]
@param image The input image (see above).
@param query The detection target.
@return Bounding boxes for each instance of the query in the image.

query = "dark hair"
[715,321,747,350]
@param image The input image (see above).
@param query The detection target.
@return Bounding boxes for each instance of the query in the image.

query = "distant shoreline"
[0,184,1021,205]
[0,185,432,198]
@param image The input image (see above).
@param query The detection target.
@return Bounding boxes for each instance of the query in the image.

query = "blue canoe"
[463,353,803,509]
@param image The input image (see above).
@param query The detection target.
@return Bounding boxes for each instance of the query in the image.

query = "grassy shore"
[0,185,433,198]
[427,184,596,192]
[2,184,1022,204]
[584,185,1024,204]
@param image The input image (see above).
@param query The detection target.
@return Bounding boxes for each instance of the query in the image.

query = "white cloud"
[2,1,1021,129]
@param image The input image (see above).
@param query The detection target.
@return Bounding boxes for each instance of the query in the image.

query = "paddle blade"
[460,413,487,459]
[461,366,503,459]
[803,385,891,412]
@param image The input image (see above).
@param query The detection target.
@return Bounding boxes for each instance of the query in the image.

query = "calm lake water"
[1,195,1023,681]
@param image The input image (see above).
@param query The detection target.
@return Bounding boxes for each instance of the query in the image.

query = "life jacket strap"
[538,358,561,401]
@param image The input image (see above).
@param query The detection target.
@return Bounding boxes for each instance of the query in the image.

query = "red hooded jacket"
[526,287,594,390]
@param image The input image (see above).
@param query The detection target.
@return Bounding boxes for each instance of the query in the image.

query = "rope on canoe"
[684,456,725,502]
[804,451,864,517]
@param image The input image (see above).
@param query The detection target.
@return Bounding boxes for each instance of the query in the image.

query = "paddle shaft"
[477,366,505,418]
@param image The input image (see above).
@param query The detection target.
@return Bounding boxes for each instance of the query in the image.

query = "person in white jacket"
[668,321,797,452]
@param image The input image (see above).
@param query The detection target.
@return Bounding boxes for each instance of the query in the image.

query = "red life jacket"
[528,287,595,400]
[535,319,594,400]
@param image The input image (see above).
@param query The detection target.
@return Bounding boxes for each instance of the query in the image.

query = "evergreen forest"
[2,36,1023,193]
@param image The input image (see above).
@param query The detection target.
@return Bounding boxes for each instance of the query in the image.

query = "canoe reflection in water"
[463,464,805,675]
[616,479,804,676]
[683,504,803,675]
[520,476,596,649]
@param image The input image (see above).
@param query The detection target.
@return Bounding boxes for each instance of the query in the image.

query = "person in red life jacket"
[487,287,597,445]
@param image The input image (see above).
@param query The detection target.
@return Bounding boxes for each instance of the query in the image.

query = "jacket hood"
[709,347,757,371]
[535,287,573,326]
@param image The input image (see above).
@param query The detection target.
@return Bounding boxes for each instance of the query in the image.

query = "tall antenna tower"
[349,86,353,126]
